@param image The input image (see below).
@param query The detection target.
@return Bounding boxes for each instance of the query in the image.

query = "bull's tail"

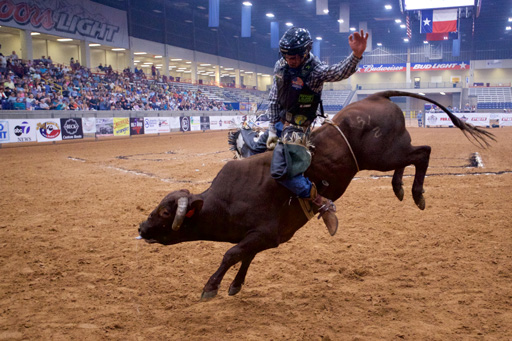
[374,90,496,148]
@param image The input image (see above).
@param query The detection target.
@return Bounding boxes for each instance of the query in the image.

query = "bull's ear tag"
[185,209,195,218]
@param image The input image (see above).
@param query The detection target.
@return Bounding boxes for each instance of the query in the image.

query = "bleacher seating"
[321,90,352,112]
[469,87,512,110]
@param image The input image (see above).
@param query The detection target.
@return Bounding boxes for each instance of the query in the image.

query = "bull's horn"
[171,197,189,231]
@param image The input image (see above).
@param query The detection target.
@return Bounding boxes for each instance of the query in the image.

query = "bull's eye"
[160,208,171,218]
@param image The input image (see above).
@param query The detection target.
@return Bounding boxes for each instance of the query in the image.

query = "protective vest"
[276,55,322,126]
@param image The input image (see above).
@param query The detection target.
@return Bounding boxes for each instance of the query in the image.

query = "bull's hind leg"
[410,145,431,210]
[392,168,405,201]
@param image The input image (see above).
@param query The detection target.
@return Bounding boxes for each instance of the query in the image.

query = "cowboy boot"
[309,184,338,236]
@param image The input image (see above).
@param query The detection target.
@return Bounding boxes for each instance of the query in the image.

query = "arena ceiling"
[93,0,511,65]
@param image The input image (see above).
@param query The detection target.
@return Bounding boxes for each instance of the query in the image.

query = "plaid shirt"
[267,52,362,132]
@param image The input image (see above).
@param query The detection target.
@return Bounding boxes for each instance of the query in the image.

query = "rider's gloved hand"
[266,124,278,150]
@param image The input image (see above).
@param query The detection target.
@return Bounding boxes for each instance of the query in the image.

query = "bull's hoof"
[414,196,426,210]
[200,290,218,301]
[394,186,404,201]
[228,284,242,296]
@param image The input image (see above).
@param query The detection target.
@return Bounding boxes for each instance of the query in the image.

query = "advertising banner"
[60,118,83,140]
[0,120,9,143]
[168,117,180,130]
[190,116,201,131]
[200,116,210,131]
[357,64,406,73]
[499,114,512,126]
[113,117,130,136]
[180,116,191,132]
[96,118,114,136]
[82,117,96,134]
[425,113,490,127]
[36,119,63,142]
[157,117,170,133]
[0,0,129,49]
[411,61,469,71]
[8,119,37,143]
[130,117,144,135]
[144,117,159,134]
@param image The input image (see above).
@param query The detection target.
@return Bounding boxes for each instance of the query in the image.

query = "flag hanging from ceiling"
[241,4,251,37]
[426,31,458,41]
[406,15,411,39]
[270,22,279,48]
[420,9,458,34]
[208,0,219,27]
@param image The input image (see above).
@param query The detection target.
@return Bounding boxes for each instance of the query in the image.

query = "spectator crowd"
[0,52,230,111]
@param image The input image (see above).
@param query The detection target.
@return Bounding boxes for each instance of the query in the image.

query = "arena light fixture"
[377,42,383,46]
[338,19,344,23]
[154,55,162,58]
[57,38,73,42]
[200,63,211,66]
[506,26,511,31]
[316,37,323,40]
[423,41,429,44]
[508,17,512,22]
[285,22,293,26]
[170,58,182,61]
[186,61,192,64]
[89,43,101,47]
[403,38,409,42]
[134,60,140,63]
[242,1,252,6]
[323,9,329,14]
[385,4,392,10]
[349,27,356,31]
[143,62,153,65]
[224,67,234,70]
[400,24,406,29]
[112,48,125,51]
[419,92,425,95]
[266,13,275,18]
[395,19,402,23]
[133,52,147,55]
[31,32,40,36]
[440,92,446,95]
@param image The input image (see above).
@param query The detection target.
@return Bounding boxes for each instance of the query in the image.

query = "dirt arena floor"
[1,126,511,340]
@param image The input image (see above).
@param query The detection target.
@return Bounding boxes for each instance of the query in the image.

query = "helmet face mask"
[279,27,313,63]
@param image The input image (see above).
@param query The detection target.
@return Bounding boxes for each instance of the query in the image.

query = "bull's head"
[138,189,203,245]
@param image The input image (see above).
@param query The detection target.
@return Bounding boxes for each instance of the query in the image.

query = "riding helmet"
[279,27,313,56]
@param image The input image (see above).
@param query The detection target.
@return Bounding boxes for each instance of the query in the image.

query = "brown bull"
[138,90,494,300]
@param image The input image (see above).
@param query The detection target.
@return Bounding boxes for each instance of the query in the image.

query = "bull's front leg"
[228,254,256,296]
[201,231,278,301]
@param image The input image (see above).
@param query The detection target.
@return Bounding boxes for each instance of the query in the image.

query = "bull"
[138,91,494,300]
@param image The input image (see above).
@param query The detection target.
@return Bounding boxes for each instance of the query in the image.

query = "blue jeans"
[277,174,312,198]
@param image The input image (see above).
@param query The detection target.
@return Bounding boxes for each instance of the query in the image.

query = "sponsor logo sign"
[60,118,83,140]
[200,116,210,131]
[130,117,144,135]
[113,117,130,136]
[0,120,9,143]
[157,118,170,133]
[190,116,201,131]
[144,117,159,134]
[36,120,62,142]
[0,0,129,48]
[9,119,36,143]
[82,117,96,134]
[357,63,406,73]
[499,114,512,126]
[411,61,469,71]
[180,116,191,132]
[96,118,114,136]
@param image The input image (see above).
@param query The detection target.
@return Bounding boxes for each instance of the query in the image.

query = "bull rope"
[323,119,360,172]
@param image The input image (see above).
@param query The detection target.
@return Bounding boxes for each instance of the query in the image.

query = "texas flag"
[421,9,458,34]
